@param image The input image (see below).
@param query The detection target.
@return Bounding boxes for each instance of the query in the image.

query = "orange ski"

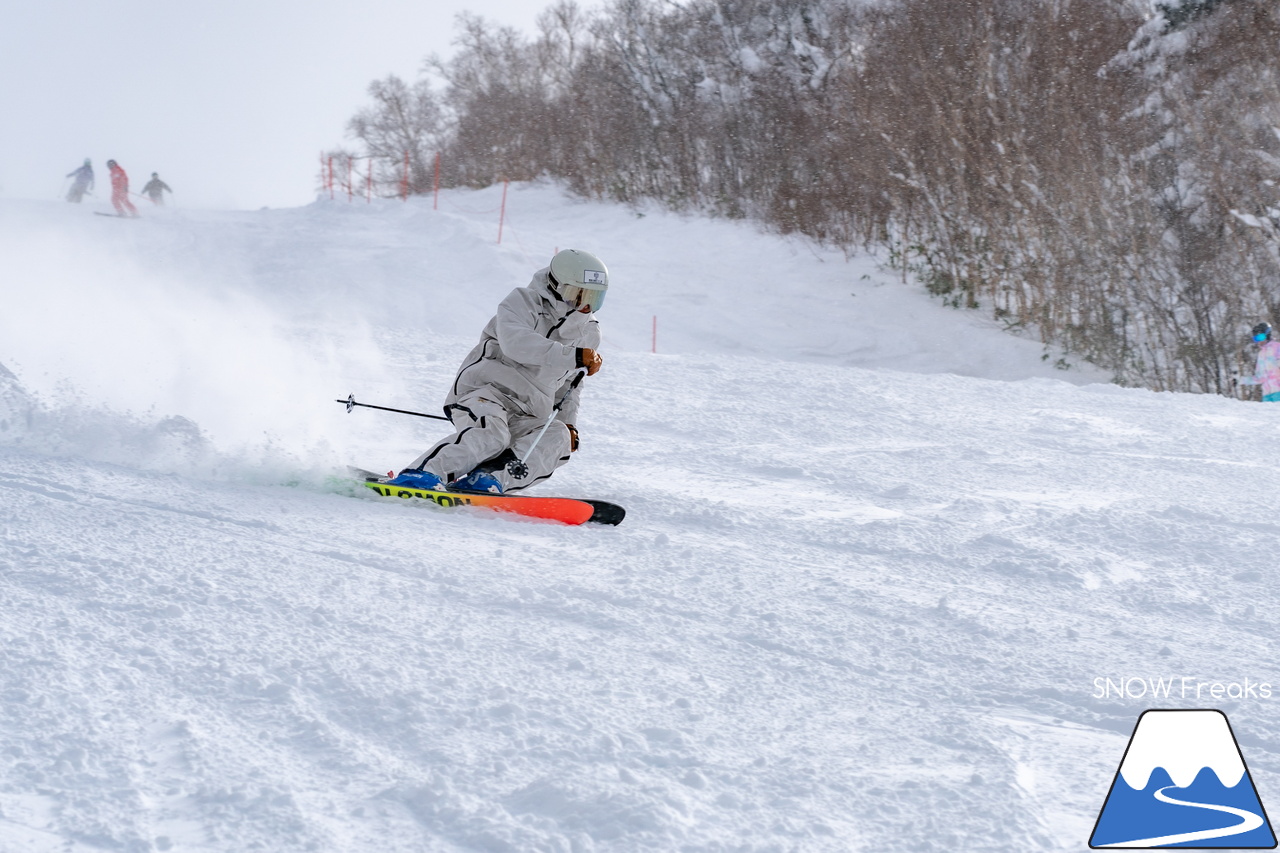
[359,476,624,526]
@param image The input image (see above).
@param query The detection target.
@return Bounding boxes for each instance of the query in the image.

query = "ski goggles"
[557,283,607,313]
[1255,332,1270,342]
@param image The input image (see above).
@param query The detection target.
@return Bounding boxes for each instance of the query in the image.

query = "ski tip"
[346,465,385,481]
[585,500,626,526]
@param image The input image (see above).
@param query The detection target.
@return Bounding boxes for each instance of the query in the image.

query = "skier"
[65,159,94,203]
[106,160,139,218]
[1237,322,1280,402]
[141,172,172,205]
[386,249,609,494]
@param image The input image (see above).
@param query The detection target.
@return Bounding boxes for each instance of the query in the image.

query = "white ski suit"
[410,269,601,492]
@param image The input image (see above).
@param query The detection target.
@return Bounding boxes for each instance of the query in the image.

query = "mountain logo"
[1090,709,1276,848]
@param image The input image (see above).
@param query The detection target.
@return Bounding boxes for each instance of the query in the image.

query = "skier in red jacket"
[106,160,139,218]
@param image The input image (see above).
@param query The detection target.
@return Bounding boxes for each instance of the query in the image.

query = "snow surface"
[1,183,1279,851]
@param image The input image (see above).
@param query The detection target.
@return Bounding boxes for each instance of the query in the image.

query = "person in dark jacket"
[65,159,94,203]
[141,173,172,205]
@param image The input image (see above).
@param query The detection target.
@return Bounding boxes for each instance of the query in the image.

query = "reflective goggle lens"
[561,284,606,313]
[1256,333,1269,342]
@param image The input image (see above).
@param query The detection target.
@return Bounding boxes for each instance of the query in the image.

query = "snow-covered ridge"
[0,182,1104,477]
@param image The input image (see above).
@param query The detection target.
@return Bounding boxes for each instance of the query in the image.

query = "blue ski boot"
[449,470,504,494]
[385,468,446,491]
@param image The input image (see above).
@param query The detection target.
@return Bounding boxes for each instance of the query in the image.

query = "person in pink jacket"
[106,159,139,218]
[1239,322,1280,402]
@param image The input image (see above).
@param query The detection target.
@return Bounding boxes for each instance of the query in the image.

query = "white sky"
[0,0,578,210]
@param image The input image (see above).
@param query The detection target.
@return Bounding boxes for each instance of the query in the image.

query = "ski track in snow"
[1,184,1279,851]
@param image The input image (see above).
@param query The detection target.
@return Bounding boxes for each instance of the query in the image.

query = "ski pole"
[507,369,586,479]
[335,393,450,421]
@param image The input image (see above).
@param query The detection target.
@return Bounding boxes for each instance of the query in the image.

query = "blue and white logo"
[1091,709,1276,848]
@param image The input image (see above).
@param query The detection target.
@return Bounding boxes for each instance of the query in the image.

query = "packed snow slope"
[0,184,1277,852]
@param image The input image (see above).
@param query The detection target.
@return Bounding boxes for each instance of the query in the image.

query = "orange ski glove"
[576,347,602,376]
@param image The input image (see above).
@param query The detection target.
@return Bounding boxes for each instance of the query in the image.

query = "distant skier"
[141,173,172,205]
[106,160,139,217]
[1238,322,1280,402]
[65,159,94,203]
[386,249,609,494]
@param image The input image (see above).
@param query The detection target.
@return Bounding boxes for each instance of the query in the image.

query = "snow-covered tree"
[338,0,1280,392]
[346,75,444,196]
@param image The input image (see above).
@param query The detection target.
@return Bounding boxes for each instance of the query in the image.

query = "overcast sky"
[0,0,578,210]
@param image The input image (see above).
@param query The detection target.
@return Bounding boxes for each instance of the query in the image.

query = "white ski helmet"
[548,249,609,313]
